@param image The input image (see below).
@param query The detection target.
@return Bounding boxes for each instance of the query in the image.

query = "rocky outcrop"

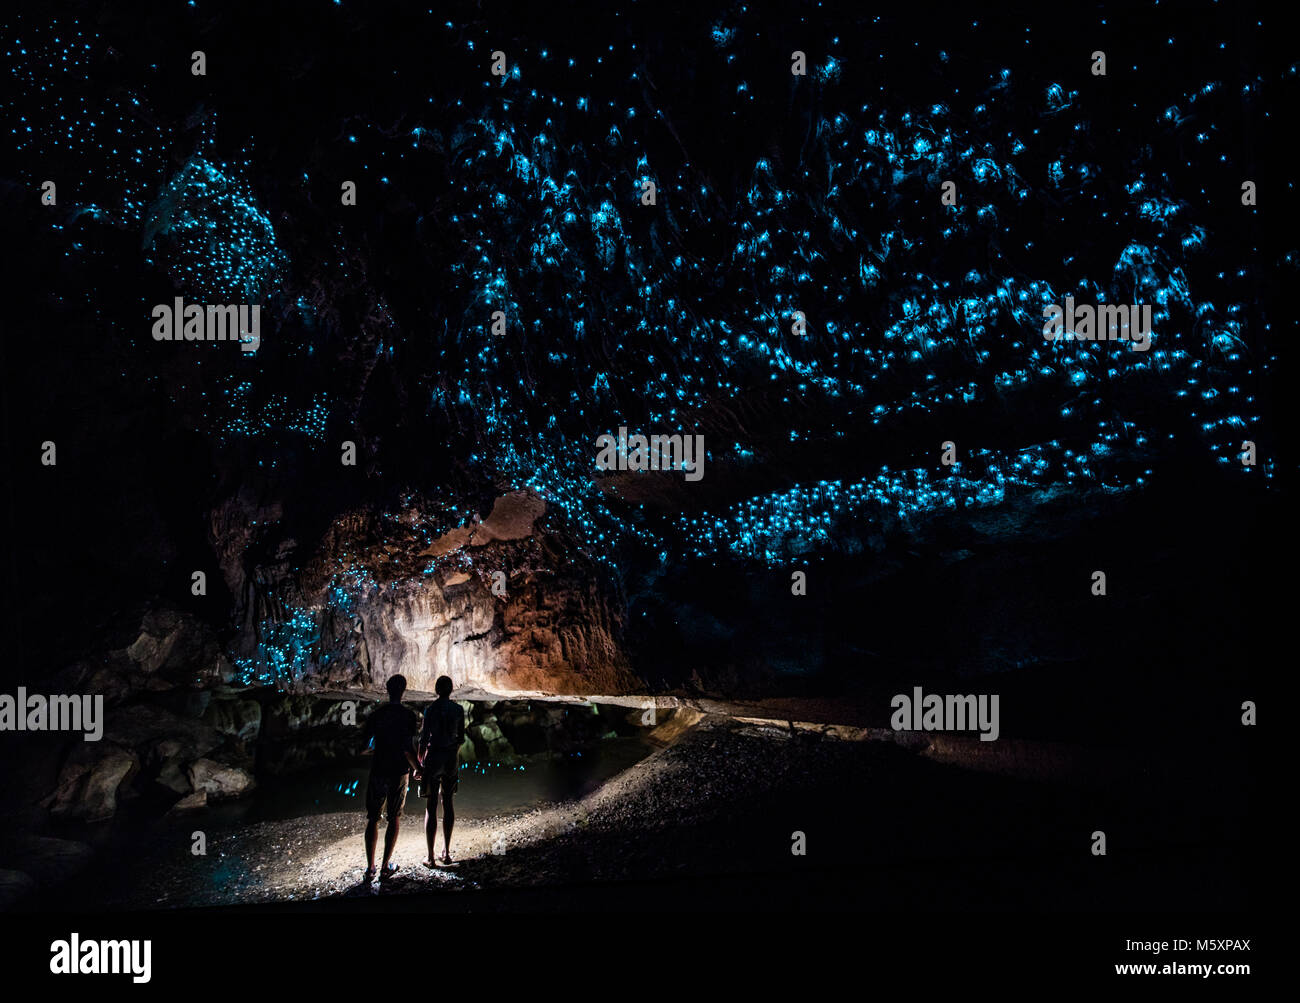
[342,568,638,697]
[211,489,642,698]
[151,739,200,795]
[467,713,515,764]
[124,609,234,687]
[102,703,223,756]
[41,702,251,820]
[186,757,256,800]
[44,745,139,822]
[202,696,262,743]
[167,791,208,814]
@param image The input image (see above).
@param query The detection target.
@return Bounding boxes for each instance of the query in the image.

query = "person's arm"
[416,710,431,764]
[457,705,466,745]
[359,709,375,755]
[406,713,422,774]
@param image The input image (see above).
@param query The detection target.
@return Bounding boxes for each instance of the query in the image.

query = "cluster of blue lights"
[398,27,1272,564]
[233,607,320,687]
[680,446,1117,563]
[219,383,330,443]
[3,13,1278,583]
[143,154,287,303]
[0,17,173,229]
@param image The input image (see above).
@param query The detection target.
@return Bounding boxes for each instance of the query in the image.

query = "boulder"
[468,715,515,763]
[202,697,263,743]
[81,748,139,821]
[122,608,228,685]
[45,745,138,822]
[103,703,223,761]
[96,703,225,802]
[148,739,194,795]
[186,758,256,800]
[167,790,208,814]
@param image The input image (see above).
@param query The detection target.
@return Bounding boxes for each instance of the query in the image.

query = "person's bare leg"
[424,804,438,865]
[382,814,400,870]
[364,818,379,874]
[441,788,455,861]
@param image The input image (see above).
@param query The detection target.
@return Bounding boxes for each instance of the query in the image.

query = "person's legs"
[380,775,408,872]
[363,775,385,876]
[441,782,455,860]
[382,814,400,868]
[424,799,438,865]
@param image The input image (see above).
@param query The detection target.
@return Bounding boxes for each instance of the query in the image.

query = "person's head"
[434,675,454,699]
[386,674,407,702]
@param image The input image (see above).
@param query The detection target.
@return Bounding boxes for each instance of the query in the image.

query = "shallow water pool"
[226,736,655,824]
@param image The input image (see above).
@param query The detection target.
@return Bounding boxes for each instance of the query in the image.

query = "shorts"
[418,748,459,799]
[365,772,409,823]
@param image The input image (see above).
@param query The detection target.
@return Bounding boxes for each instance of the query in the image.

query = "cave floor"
[45,716,1251,912]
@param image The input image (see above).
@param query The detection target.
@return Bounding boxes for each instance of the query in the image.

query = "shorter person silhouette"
[418,675,466,866]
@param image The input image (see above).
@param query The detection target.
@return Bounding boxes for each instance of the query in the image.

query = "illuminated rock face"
[353,582,497,692]
[216,490,639,697]
[342,571,638,697]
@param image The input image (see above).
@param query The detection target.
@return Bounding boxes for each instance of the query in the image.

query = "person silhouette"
[418,675,466,866]
[360,674,421,883]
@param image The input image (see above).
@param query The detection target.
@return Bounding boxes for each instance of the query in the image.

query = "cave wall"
[208,489,640,698]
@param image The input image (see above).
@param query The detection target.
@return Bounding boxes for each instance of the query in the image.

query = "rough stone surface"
[468,492,547,545]
[103,703,223,759]
[468,715,515,764]
[167,790,208,814]
[122,608,232,685]
[149,738,195,795]
[202,697,263,742]
[186,758,256,800]
[313,565,639,697]
[45,745,139,822]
